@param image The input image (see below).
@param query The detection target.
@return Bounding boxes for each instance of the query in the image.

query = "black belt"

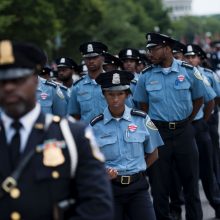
[112,172,145,185]
[152,118,189,130]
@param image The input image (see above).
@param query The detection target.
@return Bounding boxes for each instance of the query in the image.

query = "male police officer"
[134,33,204,220]
[0,40,113,220]
[67,41,108,124]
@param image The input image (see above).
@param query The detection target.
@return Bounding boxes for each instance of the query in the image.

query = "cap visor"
[0,68,33,80]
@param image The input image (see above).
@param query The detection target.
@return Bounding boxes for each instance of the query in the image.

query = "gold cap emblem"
[0,40,15,65]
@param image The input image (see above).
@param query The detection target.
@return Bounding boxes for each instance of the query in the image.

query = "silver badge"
[126,49,132,56]
[187,45,193,52]
[87,44,93,52]
[60,58,65,63]
[112,73,120,84]
[147,34,151,41]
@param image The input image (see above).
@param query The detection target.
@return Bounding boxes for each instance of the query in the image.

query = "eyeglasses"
[146,46,164,54]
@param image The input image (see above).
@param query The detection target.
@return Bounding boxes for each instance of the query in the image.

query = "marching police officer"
[134,32,204,220]
[37,76,68,116]
[90,70,164,220]
[67,41,108,124]
[0,40,113,220]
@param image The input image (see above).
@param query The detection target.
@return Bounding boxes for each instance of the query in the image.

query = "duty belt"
[112,172,145,185]
[152,118,189,130]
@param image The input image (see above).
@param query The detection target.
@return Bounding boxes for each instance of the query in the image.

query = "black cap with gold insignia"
[55,57,78,69]
[79,41,108,58]
[146,32,176,48]
[103,53,122,67]
[0,40,47,80]
[96,70,134,91]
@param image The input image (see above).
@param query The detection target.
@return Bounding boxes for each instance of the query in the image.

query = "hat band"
[102,85,130,91]
[83,52,101,58]
[185,52,196,56]
[0,68,34,80]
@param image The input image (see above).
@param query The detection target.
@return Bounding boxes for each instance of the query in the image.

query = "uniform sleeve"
[68,86,80,115]
[70,123,114,220]
[143,115,164,154]
[133,74,149,103]
[52,87,67,116]
[211,72,220,97]
[190,67,207,100]
[202,78,217,103]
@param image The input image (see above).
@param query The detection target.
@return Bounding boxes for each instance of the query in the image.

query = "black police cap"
[40,66,52,76]
[0,40,47,80]
[118,48,140,60]
[185,44,207,59]
[56,57,78,69]
[79,41,108,58]
[103,53,122,67]
[146,32,176,48]
[96,70,134,91]
[172,40,187,54]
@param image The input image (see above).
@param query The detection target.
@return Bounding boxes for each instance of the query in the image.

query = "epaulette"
[131,79,137,84]
[131,109,146,118]
[45,80,57,88]
[73,76,85,86]
[90,114,104,126]
[204,68,213,73]
[181,61,193,69]
[141,65,153,74]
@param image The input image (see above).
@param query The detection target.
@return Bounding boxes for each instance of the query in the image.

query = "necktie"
[9,121,22,169]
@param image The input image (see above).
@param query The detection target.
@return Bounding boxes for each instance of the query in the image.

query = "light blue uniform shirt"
[133,59,205,121]
[36,77,67,116]
[91,106,164,175]
[68,74,134,124]
[198,66,220,97]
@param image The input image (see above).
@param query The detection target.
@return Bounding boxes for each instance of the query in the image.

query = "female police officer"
[90,70,164,220]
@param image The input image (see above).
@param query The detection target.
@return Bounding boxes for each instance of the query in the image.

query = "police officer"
[184,44,220,218]
[0,40,113,220]
[208,40,220,72]
[134,33,204,220]
[118,48,140,95]
[67,41,108,124]
[56,57,79,89]
[103,52,122,72]
[37,76,68,116]
[39,66,52,80]
[172,40,187,61]
[90,70,163,220]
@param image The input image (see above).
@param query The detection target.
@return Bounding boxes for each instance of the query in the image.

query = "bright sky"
[192,0,220,15]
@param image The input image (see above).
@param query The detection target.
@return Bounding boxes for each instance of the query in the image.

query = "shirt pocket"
[124,131,145,157]
[96,134,118,161]
[174,81,191,101]
[146,83,162,103]
[77,92,92,113]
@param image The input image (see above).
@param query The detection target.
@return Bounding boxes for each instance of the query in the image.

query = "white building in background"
[162,0,192,20]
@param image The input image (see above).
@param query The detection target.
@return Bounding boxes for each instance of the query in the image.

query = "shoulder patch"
[131,109,146,118]
[73,76,85,86]
[141,65,153,74]
[145,118,158,130]
[181,61,193,69]
[90,114,104,126]
[194,69,203,81]
[56,86,65,99]
[45,80,56,88]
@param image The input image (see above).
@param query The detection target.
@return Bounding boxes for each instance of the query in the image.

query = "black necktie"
[9,121,22,169]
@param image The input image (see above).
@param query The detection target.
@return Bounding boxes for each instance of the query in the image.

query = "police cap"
[172,40,186,54]
[185,44,207,59]
[56,57,78,69]
[40,66,52,76]
[118,48,140,61]
[146,32,176,48]
[96,70,134,91]
[79,41,108,58]
[103,53,122,67]
[0,40,46,80]
[210,40,220,48]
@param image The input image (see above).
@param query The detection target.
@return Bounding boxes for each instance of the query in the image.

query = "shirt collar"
[103,105,132,125]
[153,58,179,73]
[1,103,41,133]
